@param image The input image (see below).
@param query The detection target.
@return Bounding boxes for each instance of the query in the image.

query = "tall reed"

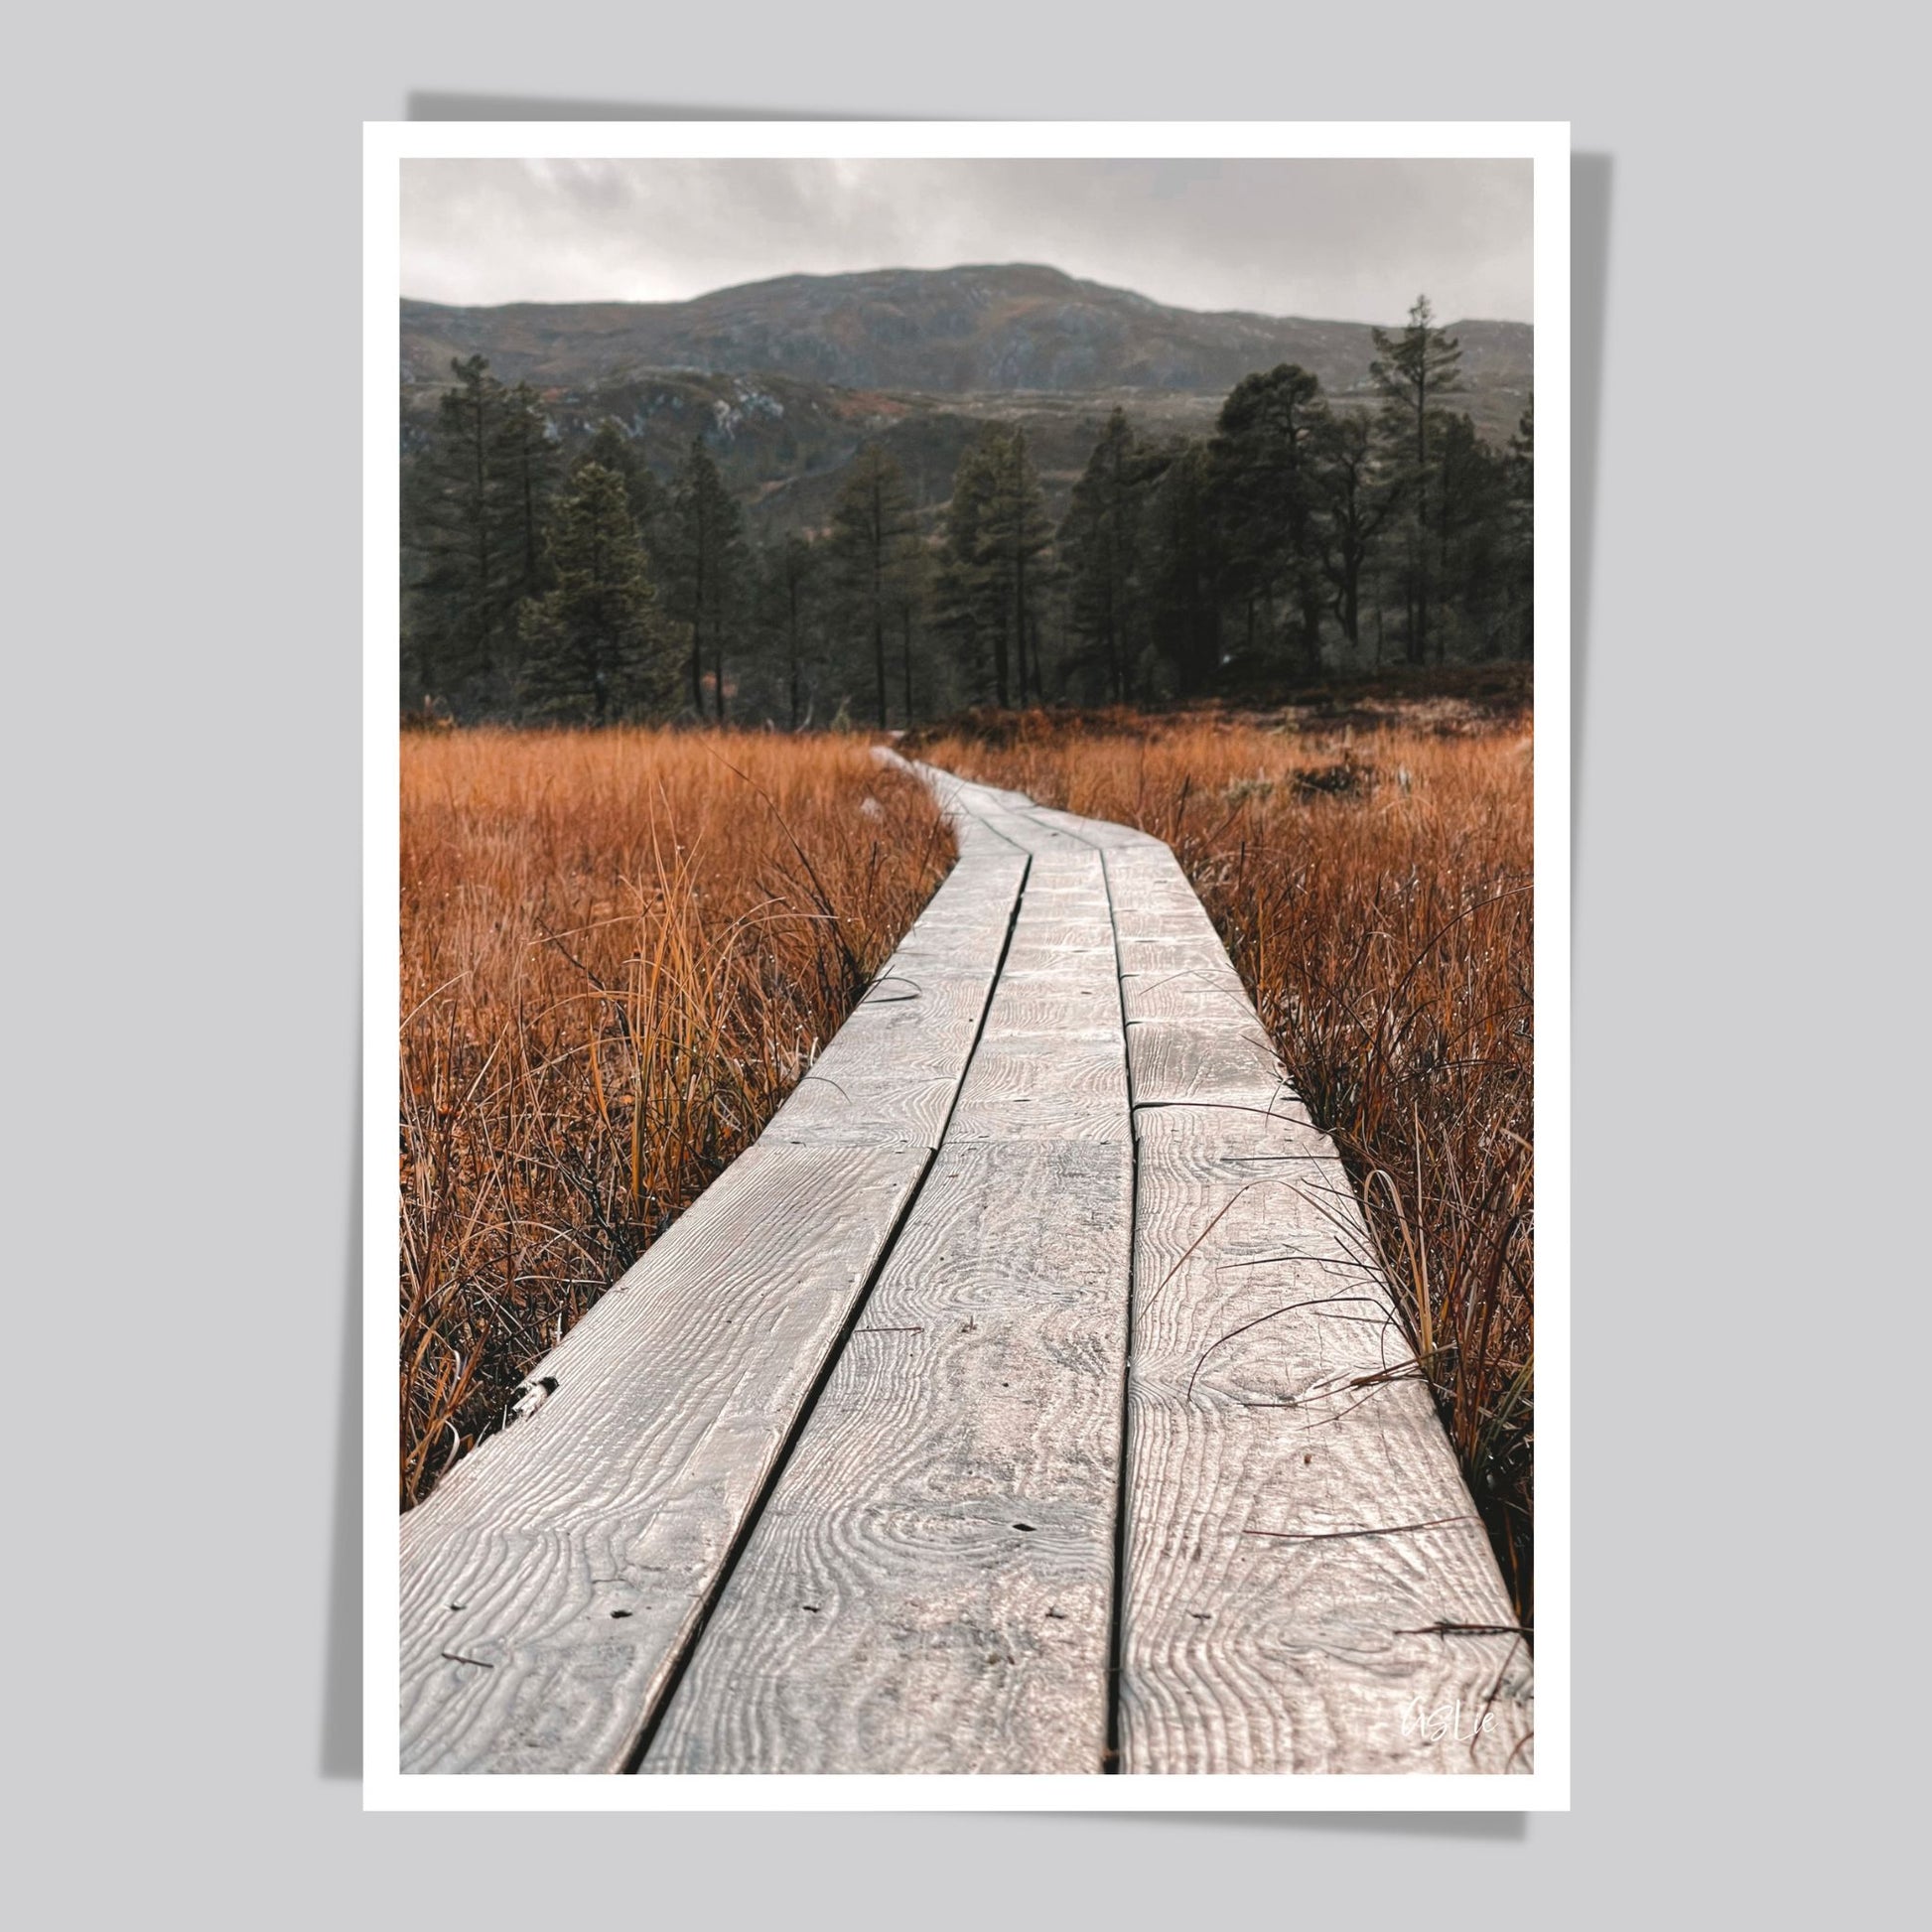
[399,728,951,1507]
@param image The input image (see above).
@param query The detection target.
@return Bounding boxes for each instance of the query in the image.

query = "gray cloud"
[402,157,1531,325]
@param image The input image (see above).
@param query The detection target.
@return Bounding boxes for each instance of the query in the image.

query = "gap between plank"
[986,789,1140,1775]
[1097,840,1140,1775]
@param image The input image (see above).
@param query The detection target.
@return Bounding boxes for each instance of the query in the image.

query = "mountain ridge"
[400,262,1531,403]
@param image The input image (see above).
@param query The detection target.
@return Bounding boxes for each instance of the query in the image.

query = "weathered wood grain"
[399,1141,932,1773]
[879,768,1529,1771]
[1126,1017,1298,1113]
[643,1141,1135,1773]
[1021,804,1160,851]
[1119,957,1251,1022]
[948,1034,1133,1143]
[759,969,995,1146]
[982,970,1118,1036]
[945,846,1130,1145]
[754,844,1030,1148]
[1117,1102,1531,1773]
[1100,831,1531,1771]
[1116,934,1244,980]
[916,769,1101,860]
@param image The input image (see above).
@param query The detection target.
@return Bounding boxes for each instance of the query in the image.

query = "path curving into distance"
[398,764,1531,1775]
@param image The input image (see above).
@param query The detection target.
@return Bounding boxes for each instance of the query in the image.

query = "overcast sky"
[401,158,1532,324]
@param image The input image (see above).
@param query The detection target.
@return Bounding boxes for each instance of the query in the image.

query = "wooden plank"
[642,1141,1135,1774]
[1116,934,1244,990]
[901,847,1029,932]
[933,774,1038,815]
[398,1142,929,1774]
[944,845,1130,1143]
[1003,864,1113,906]
[891,915,1023,976]
[948,1033,1132,1142]
[996,853,1114,928]
[1105,872,1227,955]
[1126,1017,1297,1113]
[986,822,1095,858]
[763,846,1026,1147]
[1103,844,1205,897]
[994,919,1116,954]
[922,771,1102,860]
[761,967,998,1146]
[991,938,1118,989]
[1023,804,1160,851]
[1117,1103,1531,1774]
[1106,876,1225,940]
[983,967,1121,1037]
[952,818,1028,859]
[1113,907,1224,947]
[1118,946,1248,1013]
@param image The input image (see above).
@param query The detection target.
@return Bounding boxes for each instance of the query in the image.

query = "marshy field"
[399,729,952,1508]
[400,696,1533,1621]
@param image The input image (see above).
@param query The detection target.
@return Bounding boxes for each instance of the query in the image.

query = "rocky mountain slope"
[402,262,1530,405]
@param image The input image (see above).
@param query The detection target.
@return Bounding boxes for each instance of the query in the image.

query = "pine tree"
[1205,364,1326,678]
[754,533,824,730]
[1144,443,1220,698]
[1507,399,1534,658]
[893,529,932,726]
[1310,408,1401,657]
[1370,295,1464,664]
[937,426,1052,708]
[500,384,560,594]
[492,381,562,682]
[517,464,676,723]
[1060,409,1152,702]
[581,421,670,568]
[401,355,523,709]
[827,444,919,728]
[936,433,1001,704]
[665,438,748,720]
[1003,429,1055,705]
[1432,414,1516,658]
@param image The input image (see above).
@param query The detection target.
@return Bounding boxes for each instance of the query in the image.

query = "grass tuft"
[399,727,951,1508]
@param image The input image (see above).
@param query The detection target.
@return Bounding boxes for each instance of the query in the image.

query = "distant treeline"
[400,297,1531,726]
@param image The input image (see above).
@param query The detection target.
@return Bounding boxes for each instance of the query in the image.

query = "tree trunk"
[872,490,889,728]
[473,388,491,671]
[1437,469,1453,666]
[522,430,538,587]
[1014,548,1030,708]
[787,572,801,731]
[1413,367,1430,666]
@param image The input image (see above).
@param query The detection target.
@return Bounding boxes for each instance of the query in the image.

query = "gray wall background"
[7,3,1916,1920]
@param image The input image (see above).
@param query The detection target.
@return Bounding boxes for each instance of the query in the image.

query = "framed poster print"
[364,120,1568,1810]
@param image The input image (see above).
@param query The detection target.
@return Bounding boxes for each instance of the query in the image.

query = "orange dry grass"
[399,728,952,1508]
[914,712,1535,1621]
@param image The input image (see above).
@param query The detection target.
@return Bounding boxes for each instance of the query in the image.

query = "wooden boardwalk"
[398,767,1531,1775]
